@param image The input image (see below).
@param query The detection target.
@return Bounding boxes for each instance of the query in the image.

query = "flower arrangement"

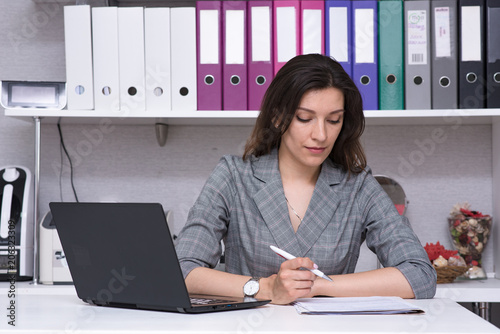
[448,202,492,279]
[423,241,467,283]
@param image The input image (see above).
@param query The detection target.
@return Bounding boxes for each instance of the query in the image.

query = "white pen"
[270,245,333,282]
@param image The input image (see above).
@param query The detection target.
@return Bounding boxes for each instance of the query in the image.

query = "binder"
[325,0,353,77]
[64,5,94,110]
[92,7,120,112]
[458,0,486,108]
[170,7,197,111]
[431,0,458,109]
[144,7,171,114]
[118,7,146,113]
[378,0,404,110]
[486,0,500,108]
[196,1,222,111]
[222,1,247,110]
[352,0,379,110]
[273,0,300,74]
[300,0,324,55]
[404,0,431,109]
[248,0,273,111]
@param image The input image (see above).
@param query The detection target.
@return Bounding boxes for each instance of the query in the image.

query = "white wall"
[0,1,495,274]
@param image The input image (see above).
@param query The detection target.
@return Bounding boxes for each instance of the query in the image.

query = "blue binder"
[352,0,379,110]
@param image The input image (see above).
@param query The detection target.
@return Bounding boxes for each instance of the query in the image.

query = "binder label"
[277,7,297,62]
[251,6,271,62]
[354,9,375,64]
[225,10,245,65]
[407,10,428,65]
[200,10,220,64]
[302,9,322,55]
[328,7,348,62]
[434,7,451,58]
[461,6,481,62]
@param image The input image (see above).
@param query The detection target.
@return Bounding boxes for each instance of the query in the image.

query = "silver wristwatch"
[243,277,261,298]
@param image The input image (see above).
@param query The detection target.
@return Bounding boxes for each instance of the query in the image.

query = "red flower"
[472,260,478,266]
[460,208,485,218]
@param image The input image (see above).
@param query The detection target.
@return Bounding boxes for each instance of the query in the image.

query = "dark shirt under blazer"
[175,149,437,299]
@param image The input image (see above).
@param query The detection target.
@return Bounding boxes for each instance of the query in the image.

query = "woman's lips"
[306,147,326,154]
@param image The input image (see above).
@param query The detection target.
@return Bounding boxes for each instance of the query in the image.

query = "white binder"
[92,7,120,112]
[144,8,171,114]
[118,7,146,113]
[64,5,94,110]
[170,7,197,111]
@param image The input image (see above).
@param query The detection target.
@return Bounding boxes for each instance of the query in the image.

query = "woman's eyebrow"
[297,107,345,114]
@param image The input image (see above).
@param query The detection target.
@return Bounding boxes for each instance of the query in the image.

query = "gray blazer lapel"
[296,161,343,256]
[251,150,303,256]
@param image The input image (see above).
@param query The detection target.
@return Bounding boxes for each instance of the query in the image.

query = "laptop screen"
[50,202,191,310]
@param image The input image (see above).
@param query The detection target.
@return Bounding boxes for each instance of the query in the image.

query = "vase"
[448,215,492,279]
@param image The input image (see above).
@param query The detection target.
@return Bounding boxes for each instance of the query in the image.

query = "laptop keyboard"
[190,297,235,305]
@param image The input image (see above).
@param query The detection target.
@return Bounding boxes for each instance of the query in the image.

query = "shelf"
[4,108,500,126]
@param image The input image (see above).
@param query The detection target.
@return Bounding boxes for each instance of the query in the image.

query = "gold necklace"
[285,197,303,223]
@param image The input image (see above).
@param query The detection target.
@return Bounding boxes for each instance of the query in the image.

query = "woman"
[175,54,436,305]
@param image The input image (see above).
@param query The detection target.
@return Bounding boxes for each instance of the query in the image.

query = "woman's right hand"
[258,257,317,305]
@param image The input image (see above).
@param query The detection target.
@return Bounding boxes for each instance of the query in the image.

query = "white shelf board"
[4,108,500,126]
[435,277,500,303]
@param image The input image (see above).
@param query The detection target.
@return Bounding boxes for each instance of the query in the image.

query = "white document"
[170,7,197,111]
[64,5,94,110]
[144,7,171,114]
[118,7,146,113]
[92,7,120,112]
[293,296,425,315]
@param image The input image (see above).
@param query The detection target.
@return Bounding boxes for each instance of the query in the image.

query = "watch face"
[244,280,259,296]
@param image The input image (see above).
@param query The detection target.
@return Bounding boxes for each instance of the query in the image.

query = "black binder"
[486,0,500,108]
[458,0,486,109]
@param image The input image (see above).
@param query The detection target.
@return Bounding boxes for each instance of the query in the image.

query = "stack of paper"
[292,296,424,315]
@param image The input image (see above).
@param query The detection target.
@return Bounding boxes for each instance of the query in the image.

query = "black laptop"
[49,202,270,313]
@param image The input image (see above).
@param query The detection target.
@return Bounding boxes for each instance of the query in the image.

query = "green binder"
[378,0,404,110]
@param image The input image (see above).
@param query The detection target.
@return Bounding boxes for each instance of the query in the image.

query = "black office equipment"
[49,202,270,313]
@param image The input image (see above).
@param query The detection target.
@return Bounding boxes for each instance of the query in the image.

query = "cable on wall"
[57,120,80,202]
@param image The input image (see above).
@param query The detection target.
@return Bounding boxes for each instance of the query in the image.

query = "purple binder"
[248,0,273,111]
[196,1,222,110]
[352,0,379,110]
[325,0,353,77]
[223,1,248,110]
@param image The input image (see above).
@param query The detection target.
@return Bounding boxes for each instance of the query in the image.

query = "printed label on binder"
[407,10,427,65]
[461,6,482,62]
[434,7,451,58]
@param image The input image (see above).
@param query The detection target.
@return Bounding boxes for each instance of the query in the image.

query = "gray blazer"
[175,149,437,299]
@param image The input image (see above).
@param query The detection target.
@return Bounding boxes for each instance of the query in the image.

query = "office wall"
[0,1,495,275]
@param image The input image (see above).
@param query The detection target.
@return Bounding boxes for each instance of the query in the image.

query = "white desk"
[1,284,499,333]
[434,277,500,321]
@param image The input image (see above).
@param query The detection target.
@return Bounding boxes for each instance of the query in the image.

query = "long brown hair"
[243,54,366,175]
